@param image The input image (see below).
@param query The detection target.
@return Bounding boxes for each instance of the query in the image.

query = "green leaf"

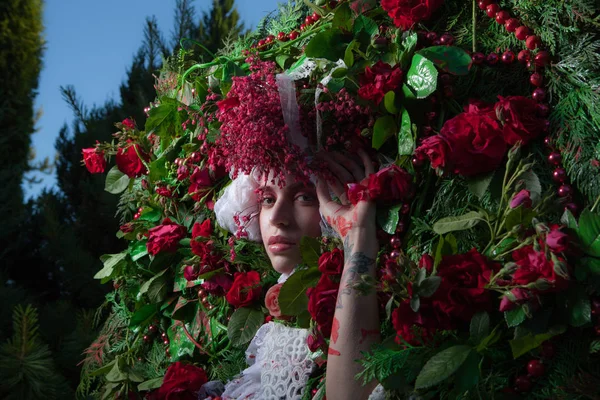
[470,312,490,344]
[140,269,169,303]
[384,91,399,114]
[415,345,473,389]
[139,208,162,223]
[410,295,420,312]
[454,351,481,393]
[569,289,592,327]
[433,234,457,267]
[397,108,414,156]
[305,29,347,61]
[279,266,321,316]
[353,15,378,36]
[221,60,245,83]
[476,326,502,352]
[332,2,352,30]
[276,55,289,70]
[146,98,177,138]
[372,115,397,150]
[505,206,537,231]
[377,205,401,234]
[467,171,495,200]
[396,33,418,69]
[90,359,116,377]
[560,209,578,230]
[130,241,148,262]
[148,157,168,183]
[138,377,164,391]
[300,236,321,267]
[406,54,438,99]
[417,46,472,75]
[509,325,566,359]
[105,165,131,194]
[140,269,167,295]
[521,169,542,202]
[505,307,526,328]
[433,211,483,235]
[227,307,264,347]
[578,209,600,257]
[344,41,356,67]
[95,251,128,279]
[416,276,441,298]
[129,304,158,328]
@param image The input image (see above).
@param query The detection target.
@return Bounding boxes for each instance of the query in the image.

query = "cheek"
[297,207,322,237]
[259,208,269,243]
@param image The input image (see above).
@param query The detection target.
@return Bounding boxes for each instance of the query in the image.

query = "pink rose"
[510,189,532,208]
[546,228,568,253]
[265,283,284,318]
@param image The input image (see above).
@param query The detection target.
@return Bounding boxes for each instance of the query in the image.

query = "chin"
[269,254,299,276]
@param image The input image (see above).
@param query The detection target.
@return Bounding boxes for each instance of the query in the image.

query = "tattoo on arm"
[336,237,375,309]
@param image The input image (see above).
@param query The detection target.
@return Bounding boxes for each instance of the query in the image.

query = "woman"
[214,149,382,400]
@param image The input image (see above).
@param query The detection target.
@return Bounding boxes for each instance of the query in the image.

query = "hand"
[316,149,376,238]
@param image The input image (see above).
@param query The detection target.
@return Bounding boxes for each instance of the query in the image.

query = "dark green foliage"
[0,0,44,275]
[195,0,246,59]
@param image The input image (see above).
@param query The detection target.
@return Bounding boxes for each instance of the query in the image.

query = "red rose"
[392,299,452,346]
[495,96,546,145]
[381,0,444,30]
[367,165,413,204]
[190,240,222,269]
[226,271,262,308]
[499,287,535,312]
[265,283,284,318]
[546,228,568,253]
[119,222,134,233]
[358,61,403,104]
[192,220,213,238]
[347,182,370,205]
[82,148,106,174]
[146,218,187,255]
[318,249,344,275]
[115,142,149,178]
[201,273,233,296]
[415,135,451,171]
[156,186,173,197]
[511,245,568,289]
[437,103,506,176]
[307,332,326,352]
[121,118,135,130]
[188,168,212,202]
[418,254,434,274]
[307,275,339,337]
[510,189,532,208]
[148,362,207,400]
[432,249,498,321]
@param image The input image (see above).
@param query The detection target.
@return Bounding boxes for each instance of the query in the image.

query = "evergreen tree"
[196,0,246,58]
[0,0,44,272]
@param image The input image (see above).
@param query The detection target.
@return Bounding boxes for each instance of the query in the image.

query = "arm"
[316,150,381,400]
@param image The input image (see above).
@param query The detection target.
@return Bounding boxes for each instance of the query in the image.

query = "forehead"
[260,172,315,192]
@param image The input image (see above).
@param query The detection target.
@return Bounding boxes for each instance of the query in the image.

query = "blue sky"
[25,0,281,199]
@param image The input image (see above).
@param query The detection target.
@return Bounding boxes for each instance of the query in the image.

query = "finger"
[316,177,333,205]
[325,157,354,185]
[333,152,365,182]
[357,148,375,176]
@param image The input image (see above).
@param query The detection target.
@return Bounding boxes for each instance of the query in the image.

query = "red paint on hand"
[331,317,340,344]
[359,328,379,344]
[328,347,341,356]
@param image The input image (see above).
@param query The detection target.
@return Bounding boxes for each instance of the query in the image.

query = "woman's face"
[259,174,322,275]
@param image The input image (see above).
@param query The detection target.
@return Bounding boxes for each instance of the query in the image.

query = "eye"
[261,195,276,206]
[295,192,317,203]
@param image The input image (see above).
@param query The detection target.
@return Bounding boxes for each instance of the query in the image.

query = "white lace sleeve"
[222,322,316,400]
[368,384,386,400]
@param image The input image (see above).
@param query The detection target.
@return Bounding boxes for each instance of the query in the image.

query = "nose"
[269,198,291,227]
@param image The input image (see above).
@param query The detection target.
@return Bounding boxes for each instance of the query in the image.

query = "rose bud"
[546,229,568,253]
[510,189,532,208]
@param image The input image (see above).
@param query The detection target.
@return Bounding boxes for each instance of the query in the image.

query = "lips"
[267,236,296,254]
[268,236,295,245]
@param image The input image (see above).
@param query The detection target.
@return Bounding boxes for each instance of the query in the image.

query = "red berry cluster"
[477,1,579,214]
[253,11,322,49]
[506,341,555,393]
[142,323,171,357]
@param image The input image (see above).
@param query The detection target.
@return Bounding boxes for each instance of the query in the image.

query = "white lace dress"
[218,273,385,400]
